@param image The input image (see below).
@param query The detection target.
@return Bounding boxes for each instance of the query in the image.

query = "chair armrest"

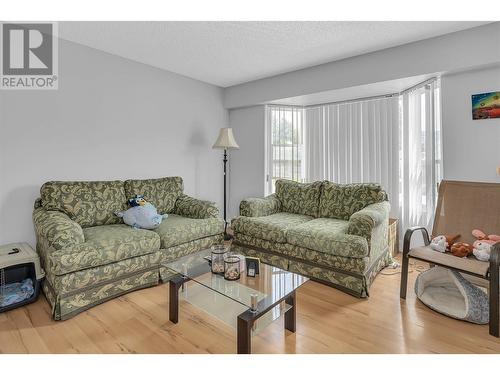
[347,201,390,240]
[403,226,431,255]
[239,194,281,217]
[173,194,219,219]
[33,207,85,250]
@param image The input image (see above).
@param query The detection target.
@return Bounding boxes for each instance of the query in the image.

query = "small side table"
[388,218,399,257]
[0,242,45,313]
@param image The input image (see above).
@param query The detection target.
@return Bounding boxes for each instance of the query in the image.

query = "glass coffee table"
[163,248,309,354]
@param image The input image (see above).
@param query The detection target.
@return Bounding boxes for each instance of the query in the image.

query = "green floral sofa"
[231,179,391,297]
[33,176,224,320]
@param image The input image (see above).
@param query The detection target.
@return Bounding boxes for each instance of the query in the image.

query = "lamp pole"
[223,148,231,240]
[212,127,239,241]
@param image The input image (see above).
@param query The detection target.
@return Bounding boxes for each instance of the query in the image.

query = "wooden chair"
[400,180,500,337]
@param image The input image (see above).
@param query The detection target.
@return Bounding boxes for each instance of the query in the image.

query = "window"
[265,106,305,194]
[265,78,443,238]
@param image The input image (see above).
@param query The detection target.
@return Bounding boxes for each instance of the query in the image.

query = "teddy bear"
[450,242,474,258]
[115,195,168,230]
[472,229,500,262]
[430,234,460,253]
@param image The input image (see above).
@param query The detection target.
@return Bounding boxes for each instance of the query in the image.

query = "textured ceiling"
[58,21,490,87]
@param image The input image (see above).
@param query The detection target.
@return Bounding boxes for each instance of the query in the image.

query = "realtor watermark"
[1,22,58,89]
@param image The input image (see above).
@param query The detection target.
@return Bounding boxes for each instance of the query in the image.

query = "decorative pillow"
[319,182,387,220]
[275,179,323,217]
[124,176,183,215]
[41,180,127,228]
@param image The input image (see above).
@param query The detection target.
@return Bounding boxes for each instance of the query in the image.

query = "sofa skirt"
[42,233,224,320]
[43,267,159,320]
[231,242,391,298]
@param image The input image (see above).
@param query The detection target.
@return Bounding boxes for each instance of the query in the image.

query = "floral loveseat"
[231,179,391,297]
[33,176,224,320]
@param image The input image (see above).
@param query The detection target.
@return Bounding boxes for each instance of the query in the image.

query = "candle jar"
[224,255,241,281]
[211,245,227,274]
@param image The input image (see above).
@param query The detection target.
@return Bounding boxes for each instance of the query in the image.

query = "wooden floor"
[1,260,500,354]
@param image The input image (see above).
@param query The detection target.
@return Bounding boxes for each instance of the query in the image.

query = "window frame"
[265,105,305,195]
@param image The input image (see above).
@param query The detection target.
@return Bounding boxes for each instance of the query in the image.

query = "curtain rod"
[399,77,439,95]
[267,76,439,109]
[304,92,399,108]
[267,93,397,109]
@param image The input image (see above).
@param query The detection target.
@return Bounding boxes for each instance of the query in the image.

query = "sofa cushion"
[232,212,313,243]
[319,182,388,220]
[286,218,369,258]
[48,224,160,275]
[284,245,369,274]
[275,179,323,217]
[234,232,369,274]
[154,214,224,248]
[234,232,290,255]
[124,176,183,215]
[41,180,127,228]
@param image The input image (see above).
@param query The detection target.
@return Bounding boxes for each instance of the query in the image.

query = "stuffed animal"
[473,242,492,262]
[450,242,474,258]
[472,229,500,244]
[430,234,460,253]
[115,195,168,230]
[430,235,447,253]
[472,229,500,262]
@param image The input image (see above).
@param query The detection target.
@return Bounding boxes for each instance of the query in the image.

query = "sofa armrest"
[347,201,390,242]
[33,207,85,251]
[173,194,219,219]
[239,194,281,217]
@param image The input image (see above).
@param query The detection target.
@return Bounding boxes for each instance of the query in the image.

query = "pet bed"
[415,266,489,324]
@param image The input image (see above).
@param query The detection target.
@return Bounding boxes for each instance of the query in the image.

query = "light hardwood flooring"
[1,260,499,354]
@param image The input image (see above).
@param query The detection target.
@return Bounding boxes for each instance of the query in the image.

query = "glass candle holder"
[224,255,241,281]
[211,245,227,274]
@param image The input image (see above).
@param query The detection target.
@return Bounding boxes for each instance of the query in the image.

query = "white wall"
[441,66,500,182]
[224,22,500,109]
[0,39,227,246]
[227,106,266,220]
[226,24,500,219]
[227,71,500,219]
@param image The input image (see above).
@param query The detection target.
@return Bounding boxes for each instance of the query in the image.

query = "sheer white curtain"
[399,79,442,232]
[305,96,400,215]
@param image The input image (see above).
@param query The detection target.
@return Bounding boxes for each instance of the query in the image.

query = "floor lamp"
[213,127,239,240]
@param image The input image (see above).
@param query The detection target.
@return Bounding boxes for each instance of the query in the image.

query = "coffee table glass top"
[163,248,308,312]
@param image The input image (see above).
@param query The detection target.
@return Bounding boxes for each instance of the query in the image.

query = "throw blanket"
[0,278,34,307]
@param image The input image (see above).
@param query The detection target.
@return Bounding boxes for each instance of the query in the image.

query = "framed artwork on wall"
[472,91,500,120]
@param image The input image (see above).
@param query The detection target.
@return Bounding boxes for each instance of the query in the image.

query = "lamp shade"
[212,127,240,149]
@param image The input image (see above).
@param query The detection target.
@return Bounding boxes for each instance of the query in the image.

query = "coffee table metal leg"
[169,275,184,324]
[284,290,296,333]
[237,314,252,354]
